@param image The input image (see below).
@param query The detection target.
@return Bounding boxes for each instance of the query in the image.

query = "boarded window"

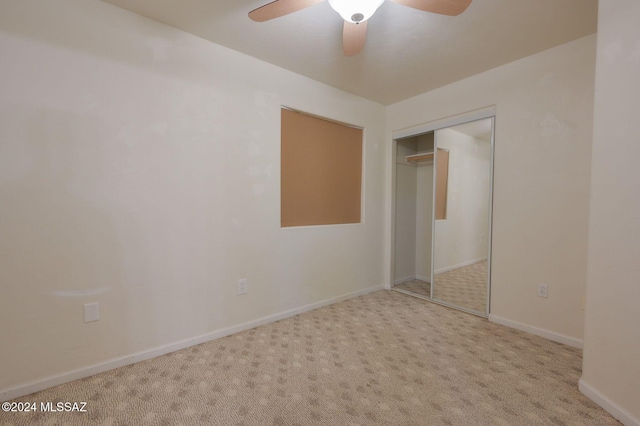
[281,108,363,227]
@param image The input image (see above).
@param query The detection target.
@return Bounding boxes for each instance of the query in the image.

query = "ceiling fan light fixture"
[328,0,385,23]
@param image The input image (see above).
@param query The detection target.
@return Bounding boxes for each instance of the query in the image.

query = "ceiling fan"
[249,0,472,56]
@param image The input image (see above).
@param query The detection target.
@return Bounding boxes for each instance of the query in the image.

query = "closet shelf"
[405,152,434,163]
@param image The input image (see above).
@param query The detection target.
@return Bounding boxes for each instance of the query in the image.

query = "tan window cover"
[281,109,363,227]
[435,148,449,220]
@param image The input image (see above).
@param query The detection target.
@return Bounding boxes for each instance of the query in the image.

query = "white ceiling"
[451,118,492,142]
[102,0,597,105]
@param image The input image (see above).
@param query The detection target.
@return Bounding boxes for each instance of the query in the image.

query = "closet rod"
[405,152,434,163]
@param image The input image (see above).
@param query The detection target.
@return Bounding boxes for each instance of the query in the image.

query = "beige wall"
[0,0,386,396]
[415,164,433,281]
[394,160,417,282]
[386,35,597,345]
[581,0,640,424]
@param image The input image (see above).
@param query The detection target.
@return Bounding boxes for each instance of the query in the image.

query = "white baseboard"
[488,314,583,349]
[1,284,384,402]
[394,275,431,285]
[394,275,416,285]
[435,257,487,275]
[579,378,640,426]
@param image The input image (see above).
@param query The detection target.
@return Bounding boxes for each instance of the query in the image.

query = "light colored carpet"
[393,261,487,313]
[394,279,431,298]
[0,290,619,425]
[433,260,488,313]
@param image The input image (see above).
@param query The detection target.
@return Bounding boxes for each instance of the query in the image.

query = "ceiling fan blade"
[391,0,472,16]
[249,0,325,22]
[343,21,368,56]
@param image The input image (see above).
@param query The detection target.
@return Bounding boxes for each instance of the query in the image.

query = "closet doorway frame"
[390,107,496,317]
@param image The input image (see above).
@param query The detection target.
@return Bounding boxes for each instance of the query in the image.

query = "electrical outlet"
[237,278,248,295]
[537,283,548,298]
[84,302,100,323]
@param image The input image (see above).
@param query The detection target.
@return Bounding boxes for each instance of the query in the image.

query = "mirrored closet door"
[392,115,494,317]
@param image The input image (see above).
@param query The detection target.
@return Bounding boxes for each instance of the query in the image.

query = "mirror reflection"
[432,119,492,314]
